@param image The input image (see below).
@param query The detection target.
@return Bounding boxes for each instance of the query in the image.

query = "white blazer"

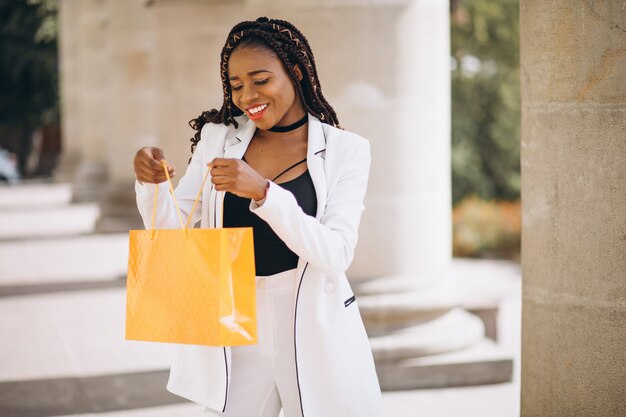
[134,114,384,417]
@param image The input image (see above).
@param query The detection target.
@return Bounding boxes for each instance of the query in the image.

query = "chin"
[253,118,277,131]
[251,120,270,131]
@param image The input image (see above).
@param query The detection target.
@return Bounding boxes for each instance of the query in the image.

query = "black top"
[223,157,317,276]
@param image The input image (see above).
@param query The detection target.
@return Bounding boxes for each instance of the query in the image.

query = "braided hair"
[188,17,340,158]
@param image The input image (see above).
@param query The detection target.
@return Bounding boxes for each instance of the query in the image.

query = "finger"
[210,158,236,167]
[214,182,233,192]
[139,157,162,171]
[211,175,230,185]
[163,162,175,175]
[135,165,158,179]
[141,157,165,171]
[136,165,171,183]
[158,158,171,171]
[151,148,165,160]
[154,171,171,182]
[210,166,232,177]
[136,169,170,183]
[144,159,173,172]
[153,160,174,176]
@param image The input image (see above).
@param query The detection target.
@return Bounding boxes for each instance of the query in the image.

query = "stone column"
[56,1,79,180]
[58,0,112,200]
[520,1,626,416]
[105,1,157,185]
[96,1,158,229]
[342,1,452,282]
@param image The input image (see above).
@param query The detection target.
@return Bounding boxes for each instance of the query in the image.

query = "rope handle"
[150,160,211,237]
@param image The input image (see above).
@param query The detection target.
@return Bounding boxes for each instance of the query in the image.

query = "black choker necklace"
[268,114,308,133]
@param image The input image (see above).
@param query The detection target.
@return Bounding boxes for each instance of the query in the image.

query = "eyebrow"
[229,69,272,81]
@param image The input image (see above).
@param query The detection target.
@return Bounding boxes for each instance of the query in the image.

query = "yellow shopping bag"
[126,161,256,346]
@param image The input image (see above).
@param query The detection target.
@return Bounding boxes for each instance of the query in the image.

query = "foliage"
[452,195,520,259]
[0,0,59,129]
[450,0,520,205]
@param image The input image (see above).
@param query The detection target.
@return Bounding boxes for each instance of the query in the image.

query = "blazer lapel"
[224,118,257,159]
[208,118,256,228]
[306,115,327,221]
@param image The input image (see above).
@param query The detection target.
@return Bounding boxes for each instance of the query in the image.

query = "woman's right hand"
[133,147,176,184]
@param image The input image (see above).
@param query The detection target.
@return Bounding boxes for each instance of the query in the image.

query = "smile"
[248,104,269,116]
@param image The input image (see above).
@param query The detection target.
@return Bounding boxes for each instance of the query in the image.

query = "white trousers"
[204,268,303,417]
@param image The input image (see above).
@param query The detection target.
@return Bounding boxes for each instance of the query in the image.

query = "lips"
[246,103,269,120]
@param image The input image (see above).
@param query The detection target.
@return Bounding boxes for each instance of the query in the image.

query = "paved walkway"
[0,182,521,417]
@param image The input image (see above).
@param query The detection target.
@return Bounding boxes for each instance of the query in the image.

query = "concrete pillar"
[56,0,80,177]
[106,1,157,185]
[58,0,112,197]
[520,1,626,416]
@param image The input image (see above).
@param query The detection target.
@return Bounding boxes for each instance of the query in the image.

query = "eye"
[230,84,243,91]
[254,78,269,85]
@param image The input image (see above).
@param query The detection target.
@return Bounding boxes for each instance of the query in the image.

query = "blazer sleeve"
[134,128,210,230]
[250,139,371,277]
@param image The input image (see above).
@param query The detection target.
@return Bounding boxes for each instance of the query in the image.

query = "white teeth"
[249,104,268,114]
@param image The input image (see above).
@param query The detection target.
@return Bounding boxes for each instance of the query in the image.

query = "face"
[227,45,305,130]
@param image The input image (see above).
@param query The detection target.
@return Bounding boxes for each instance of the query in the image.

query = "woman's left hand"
[208,158,268,201]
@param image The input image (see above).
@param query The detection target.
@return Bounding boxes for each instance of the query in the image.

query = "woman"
[133,17,383,417]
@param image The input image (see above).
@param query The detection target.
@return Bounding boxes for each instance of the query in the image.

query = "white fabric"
[203,269,302,417]
[134,114,384,417]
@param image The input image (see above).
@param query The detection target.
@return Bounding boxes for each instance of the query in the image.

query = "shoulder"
[313,121,371,184]
[322,123,368,148]
[321,122,371,162]
[196,116,248,154]
[199,116,247,143]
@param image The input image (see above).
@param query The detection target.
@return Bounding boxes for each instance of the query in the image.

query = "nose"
[239,84,259,106]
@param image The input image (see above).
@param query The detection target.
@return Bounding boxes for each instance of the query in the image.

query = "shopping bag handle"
[150,160,211,237]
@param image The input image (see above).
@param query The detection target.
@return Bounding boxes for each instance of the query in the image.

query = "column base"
[376,338,513,391]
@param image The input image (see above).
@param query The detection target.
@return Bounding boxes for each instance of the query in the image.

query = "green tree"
[0,0,59,173]
[450,0,520,204]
